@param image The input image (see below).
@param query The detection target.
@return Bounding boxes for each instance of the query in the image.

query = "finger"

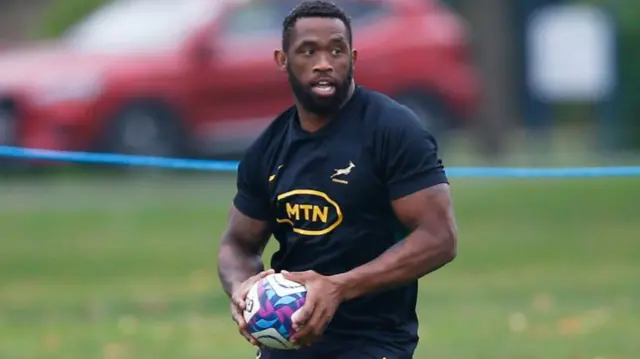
[281,270,306,283]
[296,307,328,347]
[231,292,247,311]
[232,292,247,311]
[290,303,317,344]
[242,327,261,347]
[292,324,316,347]
[231,301,250,327]
[232,311,259,345]
[230,301,261,346]
[233,315,250,337]
[234,270,275,310]
[231,307,247,328]
[231,286,247,307]
[291,295,315,330]
[307,307,328,338]
[244,332,259,346]
[241,328,260,346]
[252,268,275,281]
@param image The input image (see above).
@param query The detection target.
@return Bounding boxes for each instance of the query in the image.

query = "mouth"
[310,80,336,97]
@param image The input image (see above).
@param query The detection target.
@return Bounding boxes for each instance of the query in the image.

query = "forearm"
[331,228,456,301]
[217,240,264,298]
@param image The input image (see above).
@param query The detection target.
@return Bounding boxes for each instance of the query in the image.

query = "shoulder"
[247,106,294,154]
[358,87,432,143]
[243,107,294,158]
[356,89,448,197]
[239,106,295,173]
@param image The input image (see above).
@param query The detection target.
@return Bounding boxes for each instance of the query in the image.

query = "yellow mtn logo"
[275,189,343,236]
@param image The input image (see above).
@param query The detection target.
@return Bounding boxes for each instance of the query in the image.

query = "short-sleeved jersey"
[233,86,448,345]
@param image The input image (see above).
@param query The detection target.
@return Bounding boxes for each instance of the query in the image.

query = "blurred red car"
[0,0,478,158]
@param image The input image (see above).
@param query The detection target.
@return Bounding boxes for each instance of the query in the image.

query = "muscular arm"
[217,205,272,298]
[332,183,457,301]
[329,105,458,301]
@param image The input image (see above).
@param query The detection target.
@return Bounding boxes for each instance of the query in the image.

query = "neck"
[297,81,356,133]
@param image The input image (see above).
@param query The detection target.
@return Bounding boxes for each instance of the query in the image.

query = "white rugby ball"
[243,273,307,350]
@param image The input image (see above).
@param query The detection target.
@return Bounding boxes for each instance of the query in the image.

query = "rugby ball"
[243,273,307,350]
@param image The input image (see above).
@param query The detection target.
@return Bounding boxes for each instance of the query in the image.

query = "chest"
[266,130,387,235]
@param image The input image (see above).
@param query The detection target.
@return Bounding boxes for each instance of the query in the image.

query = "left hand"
[281,270,343,347]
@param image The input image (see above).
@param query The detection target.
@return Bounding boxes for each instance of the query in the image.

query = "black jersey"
[233,86,448,345]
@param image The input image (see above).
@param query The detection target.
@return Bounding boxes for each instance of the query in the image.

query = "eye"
[301,48,314,56]
[331,48,343,56]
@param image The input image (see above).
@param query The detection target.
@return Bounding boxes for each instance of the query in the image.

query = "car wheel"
[0,105,15,146]
[0,99,26,172]
[395,92,450,136]
[104,103,185,158]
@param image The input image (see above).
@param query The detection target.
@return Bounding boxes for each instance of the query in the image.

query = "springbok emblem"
[331,161,355,178]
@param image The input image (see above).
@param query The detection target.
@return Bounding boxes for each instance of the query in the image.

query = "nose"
[312,54,333,73]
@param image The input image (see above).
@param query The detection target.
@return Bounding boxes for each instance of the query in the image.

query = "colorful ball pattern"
[243,273,307,350]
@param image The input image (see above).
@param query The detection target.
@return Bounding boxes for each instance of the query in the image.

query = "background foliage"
[39,0,105,38]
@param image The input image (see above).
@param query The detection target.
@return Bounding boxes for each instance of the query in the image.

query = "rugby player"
[217,1,458,358]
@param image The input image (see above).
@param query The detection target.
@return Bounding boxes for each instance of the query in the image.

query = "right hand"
[230,269,275,345]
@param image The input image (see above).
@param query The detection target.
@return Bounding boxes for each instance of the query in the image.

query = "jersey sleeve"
[233,147,271,221]
[377,107,449,201]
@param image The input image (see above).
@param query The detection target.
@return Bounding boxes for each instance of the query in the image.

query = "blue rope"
[1,146,639,178]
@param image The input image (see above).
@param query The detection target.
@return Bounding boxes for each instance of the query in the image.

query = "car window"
[222,0,387,37]
[332,0,387,24]
[221,2,292,37]
[65,0,221,53]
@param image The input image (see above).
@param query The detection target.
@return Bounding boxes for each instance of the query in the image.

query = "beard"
[287,63,353,117]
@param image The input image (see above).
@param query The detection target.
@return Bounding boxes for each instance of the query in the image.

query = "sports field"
[0,173,638,359]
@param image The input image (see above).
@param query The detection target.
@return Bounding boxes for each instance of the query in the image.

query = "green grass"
[0,174,638,359]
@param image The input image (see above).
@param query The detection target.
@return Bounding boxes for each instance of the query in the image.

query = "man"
[216,1,458,358]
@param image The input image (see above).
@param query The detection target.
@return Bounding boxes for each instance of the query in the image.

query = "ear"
[274,50,287,72]
[351,49,358,69]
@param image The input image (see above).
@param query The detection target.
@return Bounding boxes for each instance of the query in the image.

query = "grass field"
[0,173,638,359]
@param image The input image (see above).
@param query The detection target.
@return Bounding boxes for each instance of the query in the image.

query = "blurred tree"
[456,0,515,160]
[39,0,105,37]
[614,1,640,148]
[573,0,640,149]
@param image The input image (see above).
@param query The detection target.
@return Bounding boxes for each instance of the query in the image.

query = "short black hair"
[282,1,352,51]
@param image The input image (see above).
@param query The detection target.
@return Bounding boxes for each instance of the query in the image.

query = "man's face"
[278,17,356,117]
